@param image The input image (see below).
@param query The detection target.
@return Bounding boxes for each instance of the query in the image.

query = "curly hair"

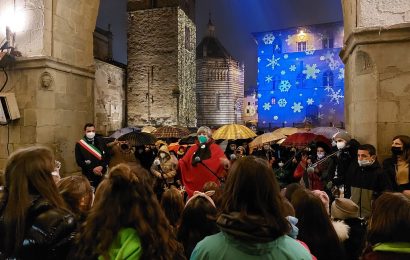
[74,164,183,260]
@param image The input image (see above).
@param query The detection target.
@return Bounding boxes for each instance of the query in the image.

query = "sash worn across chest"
[78,138,102,160]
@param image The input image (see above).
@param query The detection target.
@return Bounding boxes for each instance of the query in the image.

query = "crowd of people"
[0,123,410,259]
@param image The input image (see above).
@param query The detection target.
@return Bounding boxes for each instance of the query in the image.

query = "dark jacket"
[0,197,77,259]
[348,161,392,218]
[75,136,108,187]
[382,157,410,192]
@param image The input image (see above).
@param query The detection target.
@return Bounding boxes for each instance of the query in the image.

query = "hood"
[332,220,350,242]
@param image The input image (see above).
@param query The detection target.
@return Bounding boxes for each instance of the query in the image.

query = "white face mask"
[358,159,374,167]
[317,152,325,159]
[336,141,346,150]
[278,162,284,167]
[86,132,95,139]
[159,153,167,159]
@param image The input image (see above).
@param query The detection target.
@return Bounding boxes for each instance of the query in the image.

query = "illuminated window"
[297,41,307,52]
[322,38,334,49]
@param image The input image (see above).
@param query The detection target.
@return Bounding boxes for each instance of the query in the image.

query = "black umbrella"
[118,132,157,146]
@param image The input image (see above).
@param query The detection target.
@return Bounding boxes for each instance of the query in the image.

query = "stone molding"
[11,56,95,79]
[340,23,410,62]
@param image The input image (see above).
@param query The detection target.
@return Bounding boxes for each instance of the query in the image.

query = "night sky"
[96,0,343,88]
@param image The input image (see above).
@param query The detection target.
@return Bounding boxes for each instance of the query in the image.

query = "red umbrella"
[281,132,331,149]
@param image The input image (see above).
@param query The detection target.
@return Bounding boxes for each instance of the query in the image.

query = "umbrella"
[179,133,197,145]
[281,132,331,149]
[310,127,348,139]
[109,126,140,139]
[249,132,287,148]
[212,124,256,140]
[141,125,156,133]
[272,127,306,137]
[118,131,157,146]
[153,126,190,139]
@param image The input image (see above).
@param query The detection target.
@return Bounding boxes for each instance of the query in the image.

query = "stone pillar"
[0,0,100,174]
[340,0,410,159]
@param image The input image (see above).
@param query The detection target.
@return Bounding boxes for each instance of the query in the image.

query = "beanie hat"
[331,198,359,220]
[333,132,351,142]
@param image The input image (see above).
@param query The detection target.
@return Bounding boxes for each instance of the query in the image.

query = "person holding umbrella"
[178,126,229,198]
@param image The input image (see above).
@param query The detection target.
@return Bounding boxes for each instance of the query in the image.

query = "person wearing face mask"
[327,132,360,199]
[348,144,392,219]
[150,144,178,198]
[382,135,410,195]
[75,123,109,189]
[307,145,334,191]
[178,126,228,198]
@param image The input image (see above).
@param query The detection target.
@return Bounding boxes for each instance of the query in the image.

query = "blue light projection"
[254,27,345,128]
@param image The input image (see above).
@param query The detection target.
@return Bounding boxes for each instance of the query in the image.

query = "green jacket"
[190,232,311,260]
[98,228,142,260]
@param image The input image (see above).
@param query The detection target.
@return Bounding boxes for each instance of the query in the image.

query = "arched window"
[323,70,334,87]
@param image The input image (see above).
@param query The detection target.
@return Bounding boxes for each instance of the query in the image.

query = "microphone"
[154,158,163,173]
[230,153,237,161]
[194,156,201,164]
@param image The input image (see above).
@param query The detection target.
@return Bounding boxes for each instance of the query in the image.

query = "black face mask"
[391,147,403,156]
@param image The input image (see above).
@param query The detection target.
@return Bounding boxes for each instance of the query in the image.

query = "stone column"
[340,0,410,159]
[0,0,100,174]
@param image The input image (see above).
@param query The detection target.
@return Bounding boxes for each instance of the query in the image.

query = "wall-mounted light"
[0,5,26,50]
[297,29,306,41]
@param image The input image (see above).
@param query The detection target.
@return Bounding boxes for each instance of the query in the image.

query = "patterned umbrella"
[281,132,331,148]
[212,124,256,140]
[118,132,157,146]
[272,127,306,136]
[249,132,287,148]
[153,126,190,139]
[310,127,347,139]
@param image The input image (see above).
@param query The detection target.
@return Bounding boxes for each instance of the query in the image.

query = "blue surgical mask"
[198,135,208,144]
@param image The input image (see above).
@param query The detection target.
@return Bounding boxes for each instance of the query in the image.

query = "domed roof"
[196,18,232,59]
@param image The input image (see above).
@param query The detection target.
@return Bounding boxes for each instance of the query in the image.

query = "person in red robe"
[179,126,229,198]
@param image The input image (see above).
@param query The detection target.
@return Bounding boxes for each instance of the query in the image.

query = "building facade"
[127,0,197,127]
[254,22,344,129]
[196,19,244,127]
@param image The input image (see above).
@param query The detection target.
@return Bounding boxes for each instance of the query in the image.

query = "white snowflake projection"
[273,116,279,120]
[263,102,272,110]
[314,87,318,91]
[281,70,286,75]
[291,102,304,113]
[338,68,345,79]
[324,51,335,61]
[329,108,336,114]
[305,49,315,55]
[318,104,323,108]
[289,64,296,72]
[328,59,340,70]
[270,91,275,95]
[279,80,292,92]
[261,50,265,54]
[266,54,280,70]
[257,82,259,85]
[257,57,261,63]
[320,56,325,61]
[328,88,344,104]
[306,98,314,105]
[275,45,280,50]
[324,85,333,92]
[257,93,262,98]
[318,112,325,119]
[278,98,287,107]
[285,35,292,46]
[284,54,289,59]
[265,75,273,83]
[299,93,303,97]
[303,64,320,79]
[263,33,275,44]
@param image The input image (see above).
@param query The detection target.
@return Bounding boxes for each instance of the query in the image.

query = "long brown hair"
[367,192,410,244]
[2,146,67,255]
[75,163,183,260]
[392,135,410,163]
[57,175,93,217]
[291,188,345,260]
[161,187,184,228]
[220,156,289,236]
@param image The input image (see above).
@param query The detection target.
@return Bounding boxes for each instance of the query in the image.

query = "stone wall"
[94,59,126,135]
[127,6,196,127]
[341,0,410,160]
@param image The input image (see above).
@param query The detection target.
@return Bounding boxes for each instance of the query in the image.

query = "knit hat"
[331,198,359,219]
[333,132,351,142]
